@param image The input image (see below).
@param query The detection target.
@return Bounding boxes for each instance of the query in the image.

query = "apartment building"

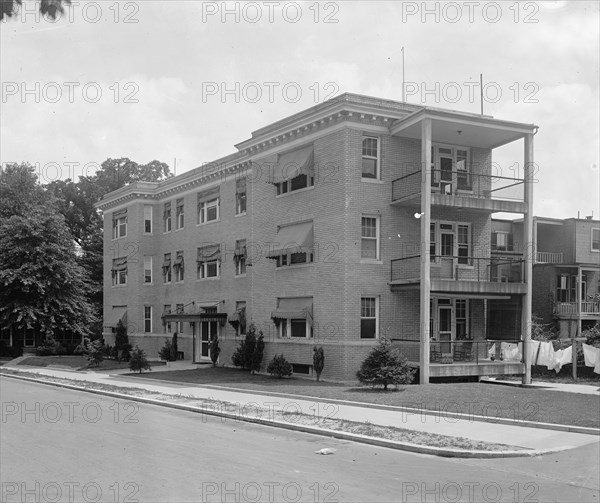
[97,93,538,382]
[492,216,600,338]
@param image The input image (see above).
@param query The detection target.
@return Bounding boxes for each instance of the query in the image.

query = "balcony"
[391,169,526,213]
[554,301,600,318]
[390,255,526,295]
[535,251,564,264]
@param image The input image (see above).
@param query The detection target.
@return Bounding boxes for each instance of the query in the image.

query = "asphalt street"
[1,378,599,502]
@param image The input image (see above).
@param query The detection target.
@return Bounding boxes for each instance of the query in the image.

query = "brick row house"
[96,94,538,382]
[492,216,600,338]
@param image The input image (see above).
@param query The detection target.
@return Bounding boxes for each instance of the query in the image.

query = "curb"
[0,372,571,459]
[118,374,600,437]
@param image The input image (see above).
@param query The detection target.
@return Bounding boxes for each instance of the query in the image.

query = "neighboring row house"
[492,216,600,338]
[96,93,538,382]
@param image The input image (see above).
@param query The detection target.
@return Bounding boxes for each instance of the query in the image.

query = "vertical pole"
[522,133,534,385]
[575,266,583,381]
[420,118,432,384]
[402,47,405,102]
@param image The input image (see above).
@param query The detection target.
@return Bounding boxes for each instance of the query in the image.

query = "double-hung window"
[144,306,152,333]
[430,221,472,265]
[361,137,379,179]
[111,257,127,286]
[112,209,127,239]
[236,178,247,215]
[163,202,172,233]
[592,228,600,251]
[197,244,220,279]
[360,297,378,339]
[234,239,247,276]
[173,251,184,282]
[163,305,172,333]
[143,256,152,284]
[457,224,471,265]
[361,216,379,260]
[197,187,220,224]
[163,253,172,283]
[143,205,152,234]
[176,199,184,229]
[491,231,513,252]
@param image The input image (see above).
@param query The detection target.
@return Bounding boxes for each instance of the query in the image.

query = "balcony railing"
[391,255,524,283]
[390,339,525,365]
[554,302,600,316]
[391,169,525,203]
[535,251,564,264]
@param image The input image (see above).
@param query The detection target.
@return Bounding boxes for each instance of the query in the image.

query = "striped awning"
[267,222,313,258]
[268,145,314,184]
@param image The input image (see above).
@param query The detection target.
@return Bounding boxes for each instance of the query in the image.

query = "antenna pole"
[480,73,484,115]
[402,47,405,102]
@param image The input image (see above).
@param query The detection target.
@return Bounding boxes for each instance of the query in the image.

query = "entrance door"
[438,148,454,194]
[23,328,36,347]
[438,305,453,355]
[198,321,217,360]
[440,224,455,279]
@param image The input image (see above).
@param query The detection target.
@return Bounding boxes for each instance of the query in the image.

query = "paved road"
[1,378,599,502]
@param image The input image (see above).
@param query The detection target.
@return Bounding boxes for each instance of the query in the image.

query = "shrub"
[232,324,264,372]
[73,344,84,356]
[267,354,293,378]
[313,346,325,382]
[170,332,179,361]
[82,337,104,367]
[36,336,65,356]
[159,339,173,361]
[114,320,132,362]
[356,338,415,390]
[208,336,221,367]
[129,346,151,373]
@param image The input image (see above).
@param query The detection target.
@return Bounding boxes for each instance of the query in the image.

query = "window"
[457,224,470,265]
[272,145,315,195]
[144,306,152,333]
[197,244,220,279]
[143,256,152,284]
[592,229,600,251]
[361,137,379,179]
[557,274,576,302]
[291,363,311,375]
[361,216,379,260]
[235,301,246,336]
[455,299,470,340]
[360,297,378,339]
[235,239,247,276]
[430,144,471,191]
[143,205,152,234]
[176,304,184,333]
[456,148,470,189]
[111,258,127,286]
[112,210,127,239]
[176,198,184,229]
[174,251,184,282]
[276,174,314,195]
[164,305,172,333]
[162,253,172,283]
[430,223,436,261]
[236,178,247,215]
[273,298,313,339]
[268,221,314,268]
[163,202,172,233]
[198,199,219,224]
[492,231,513,251]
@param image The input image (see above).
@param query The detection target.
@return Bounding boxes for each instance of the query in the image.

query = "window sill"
[174,228,184,232]
[163,231,172,235]
[275,185,315,198]
[360,259,383,265]
[196,219,220,227]
[111,284,128,288]
[361,178,383,184]
[197,276,220,281]
[143,282,154,286]
[275,262,315,271]
[235,212,247,218]
[111,236,127,241]
[235,274,247,278]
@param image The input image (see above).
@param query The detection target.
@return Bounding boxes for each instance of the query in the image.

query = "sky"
[1,0,598,220]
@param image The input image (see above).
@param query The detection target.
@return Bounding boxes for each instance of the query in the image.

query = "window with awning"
[112,209,127,239]
[272,297,313,338]
[174,251,184,281]
[104,306,127,329]
[267,221,314,266]
[111,257,128,285]
[269,145,315,194]
[234,239,247,275]
[197,244,221,279]
[229,302,247,334]
[197,187,220,224]
[236,178,247,215]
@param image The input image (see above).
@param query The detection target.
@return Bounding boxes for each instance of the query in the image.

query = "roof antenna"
[402,47,406,102]
[480,73,484,116]
[174,157,177,177]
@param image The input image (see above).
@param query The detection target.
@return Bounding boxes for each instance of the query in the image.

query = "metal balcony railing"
[390,255,525,283]
[391,169,525,203]
[535,251,564,264]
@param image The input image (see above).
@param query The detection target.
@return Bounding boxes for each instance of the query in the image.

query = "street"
[1,378,599,503]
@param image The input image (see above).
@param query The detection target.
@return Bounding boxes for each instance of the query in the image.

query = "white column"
[420,119,432,384]
[522,133,534,385]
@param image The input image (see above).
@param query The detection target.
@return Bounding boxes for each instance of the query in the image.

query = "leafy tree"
[356,338,415,390]
[0,163,54,219]
[313,346,325,382]
[82,337,104,367]
[267,354,293,378]
[114,320,131,362]
[1,0,70,22]
[158,339,173,361]
[251,331,264,374]
[208,335,220,367]
[231,323,264,372]
[129,346,151,373]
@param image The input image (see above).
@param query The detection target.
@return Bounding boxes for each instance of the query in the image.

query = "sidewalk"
[482,377,600,395]
[1,364,598,457]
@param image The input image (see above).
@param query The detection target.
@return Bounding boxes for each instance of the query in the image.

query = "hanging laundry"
[594,348,600,374]
[525,340,540,365]
[487,343,496,359]
[536,341,555,368]
[501,342,520,361]
[550,346,573,373]
[582,343,598,368]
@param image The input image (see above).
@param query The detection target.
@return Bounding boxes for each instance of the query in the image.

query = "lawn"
[130,367,600,429]
[17,355,166,371]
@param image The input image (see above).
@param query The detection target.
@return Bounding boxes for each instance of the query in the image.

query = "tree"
[114,320,131,362]
[231,323,264,372]
[251,332,264,374]
[313,346,325,382]
[170,332,178,361]
[82,337,104,367]
[208,335,220,367]
[356,339,415,390]
[267,354,293,378]
[129,346,151,374]
[0,208,95,340]
[1,0,70,21]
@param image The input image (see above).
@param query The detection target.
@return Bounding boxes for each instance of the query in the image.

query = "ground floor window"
[360,297,378,339]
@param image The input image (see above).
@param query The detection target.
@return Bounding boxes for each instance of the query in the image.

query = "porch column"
[522,133,534,385]
[419,118,432,384]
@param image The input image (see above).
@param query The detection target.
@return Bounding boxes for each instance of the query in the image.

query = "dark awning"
[228,306,246,330]
[268,145,314,184]
[162,312,228,323]
[162,255,171,271]
[271,297,313,322]
[234,239,247,259]
[197,244,221,262]
[197,186,220,206]
[113,208,127,218]
[236,178,246,194]
[104,307,127,329]
[267,222,313,258]
[111,257,127,275]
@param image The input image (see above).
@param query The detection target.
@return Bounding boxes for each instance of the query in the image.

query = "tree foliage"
[313,346,325,381]
[267,354,293,378]
[129,346,151,374]
[1,0,70,21]
[231,323,264,372]
[356,339,415,390]
[114,320,131,362]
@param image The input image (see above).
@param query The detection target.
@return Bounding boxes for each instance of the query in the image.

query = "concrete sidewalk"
[1,365,598,456]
